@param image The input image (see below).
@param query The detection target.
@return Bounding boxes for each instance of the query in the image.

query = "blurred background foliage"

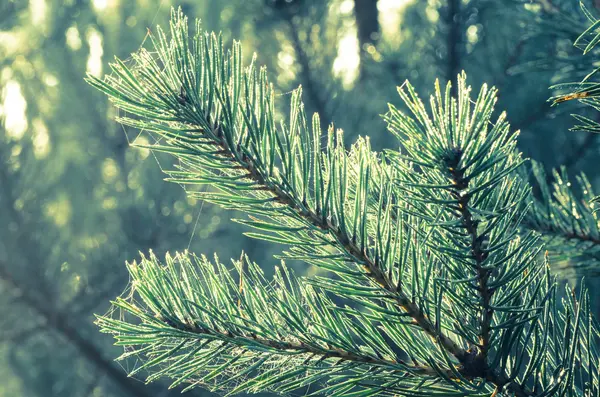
[1,0,600,396]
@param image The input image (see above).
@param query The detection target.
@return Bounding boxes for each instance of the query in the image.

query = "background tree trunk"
[446,0,461,96]
[354,0,380,80]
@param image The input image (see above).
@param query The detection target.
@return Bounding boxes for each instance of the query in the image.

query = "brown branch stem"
[200,119,469,364]
[530,221,600,246]
[447,158,532,397]
[156,307,450,379]
[163,94,533,394]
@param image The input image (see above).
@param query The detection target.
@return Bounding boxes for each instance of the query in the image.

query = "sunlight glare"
[86,29,104,77]
[339,0,353,14]
[32,118,51,158]
[334,0,413,87]
[1,80,28,139]
[333,31,360,88]
[93,0,108,11]
[379,0,414,41]
[66,26,82,51]
[29,0,47,26]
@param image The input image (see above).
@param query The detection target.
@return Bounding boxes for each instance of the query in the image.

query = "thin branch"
[496,39,526,95]
[530,221,600,246]
[0,261,155,397]
[449,163,493,368]
[281,11,331,131]
[514,101,552,131]
[159,311,445,377]
[0,140,55,300]
[445,147,532,397]
[561,130,599,169]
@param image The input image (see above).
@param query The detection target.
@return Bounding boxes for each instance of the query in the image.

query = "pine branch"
[447,164,494,361]
[533,2,600,277]
[96,252,459,395]
[384,74,578,396]
[86,9,469,380]
[526,162,600,277]
[88,9,600,396]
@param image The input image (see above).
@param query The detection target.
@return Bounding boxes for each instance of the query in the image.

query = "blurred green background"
[1,0,600,396]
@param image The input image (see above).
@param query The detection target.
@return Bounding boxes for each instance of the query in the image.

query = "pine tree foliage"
[88,8,600,397]
[527,2,600,277]
[526,162,600,277]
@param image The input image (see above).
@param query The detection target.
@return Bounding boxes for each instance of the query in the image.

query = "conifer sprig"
[89,8,600,396]
[86,10,470,385]
[384,77,554,396]
[526,162,600,277]
[98,252,454,395]
[534,2,600,277]
[550,1,600,106]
